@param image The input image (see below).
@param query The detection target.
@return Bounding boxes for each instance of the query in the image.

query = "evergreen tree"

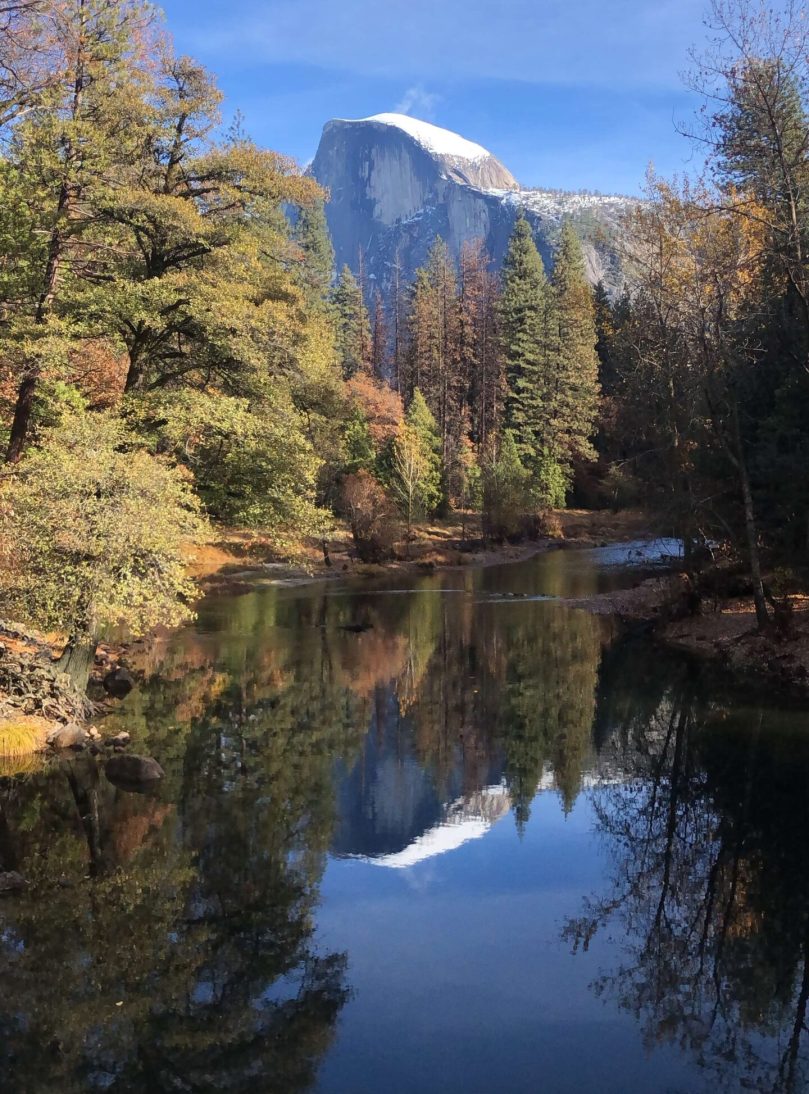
[550,220,600,471]
[101,53,321,397]
[499,215,550,428]
[332,265,371,378]
[295,199,334,304]
[342,406,376,475]
[481,430,531,540]
[593,281,614,389]
[498,215,561,504]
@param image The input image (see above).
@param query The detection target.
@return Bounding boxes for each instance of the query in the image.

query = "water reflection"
[567,646,809,1093]
[0,548,805,1092]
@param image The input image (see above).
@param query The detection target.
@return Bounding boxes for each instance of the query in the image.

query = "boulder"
[47,723,88,750]
[105,753,164,791]
[106,731,131,749]
[103,667,135,698]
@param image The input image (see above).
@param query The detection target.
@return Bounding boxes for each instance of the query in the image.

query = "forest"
[0,0,807,697]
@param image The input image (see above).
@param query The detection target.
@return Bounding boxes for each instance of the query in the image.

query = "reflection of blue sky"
[159,0,709,194]
[315,789,697,1093]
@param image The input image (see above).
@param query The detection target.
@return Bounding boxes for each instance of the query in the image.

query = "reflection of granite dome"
[361,785,511,869]
[329,694,505,860]
[332,749,628,869]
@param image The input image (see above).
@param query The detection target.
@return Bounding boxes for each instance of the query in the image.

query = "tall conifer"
[498,215,559,502]
[295,199,334,304]
[332,265,371,378]
[551,220,600,470]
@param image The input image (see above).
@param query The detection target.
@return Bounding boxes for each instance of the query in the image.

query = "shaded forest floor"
[660,596,809,694]
[569,573,809,696]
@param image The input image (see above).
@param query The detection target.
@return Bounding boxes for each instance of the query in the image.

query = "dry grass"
[0,716,51,757]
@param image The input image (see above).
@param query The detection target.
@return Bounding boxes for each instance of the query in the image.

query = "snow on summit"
[359,113,491,162]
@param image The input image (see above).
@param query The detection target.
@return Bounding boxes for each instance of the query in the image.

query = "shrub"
[0,410,206,690]
[482,431,532,541]
[341,471,399,562]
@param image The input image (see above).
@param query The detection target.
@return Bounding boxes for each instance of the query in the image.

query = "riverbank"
[5,508,805,755]
[0,508,661,754]
[660,595,809,694]
[567,572,809,696]
[186,508,660,593]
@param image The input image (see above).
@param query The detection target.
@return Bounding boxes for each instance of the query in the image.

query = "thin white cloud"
[394,84,440,119]
[188,0,707,92]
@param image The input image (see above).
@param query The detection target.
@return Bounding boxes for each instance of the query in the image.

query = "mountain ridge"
[309,113,634,297]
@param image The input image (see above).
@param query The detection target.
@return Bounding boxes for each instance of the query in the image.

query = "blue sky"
[159,0,711,196]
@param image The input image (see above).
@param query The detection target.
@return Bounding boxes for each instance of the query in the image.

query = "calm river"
[1,541,808,1093]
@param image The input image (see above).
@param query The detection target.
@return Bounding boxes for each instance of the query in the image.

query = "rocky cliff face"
[309,113,634,297]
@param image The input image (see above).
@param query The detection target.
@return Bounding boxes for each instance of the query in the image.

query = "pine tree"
[498,214,559,501]
[593,280,613,387]
[332,265,371,378]
[342,406,376,475]
[551,220,600,471]
[481,430,530,540]
[499,215,550,425]
[295,199,334,304]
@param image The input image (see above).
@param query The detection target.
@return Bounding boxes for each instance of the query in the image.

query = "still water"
[1,541,809,1093]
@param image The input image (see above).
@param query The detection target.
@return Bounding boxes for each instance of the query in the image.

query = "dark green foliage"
[482,430,531,540]
[499,214,552,440]
[332,265,371,378]
[342,406,376,475]
[295,199,335,303]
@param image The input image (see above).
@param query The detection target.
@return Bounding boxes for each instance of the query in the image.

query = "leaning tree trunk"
[56,634,97,695]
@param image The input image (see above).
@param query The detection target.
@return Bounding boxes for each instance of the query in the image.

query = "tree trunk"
[732,402,769,630]
[5,373,38,463]
[56,634,97,694]
[5,7,86,463]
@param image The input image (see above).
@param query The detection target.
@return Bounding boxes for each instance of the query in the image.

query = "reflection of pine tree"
[493,604,602,828]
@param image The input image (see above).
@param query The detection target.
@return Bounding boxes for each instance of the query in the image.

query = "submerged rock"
[103,667,135,698]
[105,753,164,791]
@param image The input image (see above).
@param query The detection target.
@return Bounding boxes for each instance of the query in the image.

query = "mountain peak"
[321,114,520,192]
[357,113,492,164]
[310,112,630,300]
